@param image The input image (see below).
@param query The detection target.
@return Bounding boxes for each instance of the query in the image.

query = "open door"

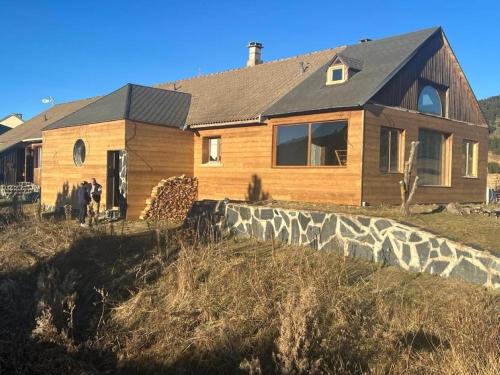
[106,150,128,216]
[107,151,120,209]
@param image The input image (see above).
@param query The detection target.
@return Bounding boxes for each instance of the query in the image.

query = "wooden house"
[40,27,488,218]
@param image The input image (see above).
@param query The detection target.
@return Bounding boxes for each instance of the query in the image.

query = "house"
[0,113,24,135]
[40,27,488,219]
[0,98,97,185]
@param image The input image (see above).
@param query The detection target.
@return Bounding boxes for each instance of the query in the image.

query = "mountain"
[479,95,500,133]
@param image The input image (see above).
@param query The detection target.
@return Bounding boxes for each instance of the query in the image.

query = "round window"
[73,139,86,166]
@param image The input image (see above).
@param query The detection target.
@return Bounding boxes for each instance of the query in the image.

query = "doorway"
[106,150,128,213]
[107,151,121,209]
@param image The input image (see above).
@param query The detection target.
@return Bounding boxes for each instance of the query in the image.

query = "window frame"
[417,81,448,118]
[461,139,478,178]
[326,64,347,85]
[202,136,222,165]
[33,146,42,169]
[73,139,86,167]
[272,120,349,168]
[379,126,404,174]
[416,127,452,187]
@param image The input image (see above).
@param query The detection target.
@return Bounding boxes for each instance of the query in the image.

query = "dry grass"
[112,237,499,374]
[0,215,498,374]
[255,200,500,256]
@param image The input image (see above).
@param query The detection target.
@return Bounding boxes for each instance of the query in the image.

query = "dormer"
[326,54,363,85]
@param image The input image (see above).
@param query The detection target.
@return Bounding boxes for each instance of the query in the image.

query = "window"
[202,136,221,164]
[275,121,348,167]
[417,129,450,186]
[73,139,86,167]
[33,146,42,169]
[326,65,346,85]
[418,85,444,116]
[462,140,478,177]
[276,124,308,166]
[379,127,402,173]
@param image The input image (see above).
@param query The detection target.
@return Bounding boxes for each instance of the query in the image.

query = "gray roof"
[263,27,440,117]
[45,83,191,130]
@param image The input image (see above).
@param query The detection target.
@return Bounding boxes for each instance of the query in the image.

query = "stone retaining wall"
[222,203,499,289]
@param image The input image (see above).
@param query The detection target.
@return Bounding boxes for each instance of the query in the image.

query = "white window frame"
[462,139,478,178]
[326,64,346,85]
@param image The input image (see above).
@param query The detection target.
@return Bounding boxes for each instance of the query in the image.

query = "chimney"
[359,38,372,43]
[247,41,263,67]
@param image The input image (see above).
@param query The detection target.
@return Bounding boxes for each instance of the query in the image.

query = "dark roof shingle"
[45,84,191,130]
[263,27,440,117]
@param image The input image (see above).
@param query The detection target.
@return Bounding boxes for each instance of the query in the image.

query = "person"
[76,181,90,227]
[89,177,102,226]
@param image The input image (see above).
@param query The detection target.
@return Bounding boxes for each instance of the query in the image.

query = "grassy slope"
[257,201,500,256]
[0,218,498,374]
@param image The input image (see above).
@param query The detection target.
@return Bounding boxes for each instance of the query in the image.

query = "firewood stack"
[139,175,198,222]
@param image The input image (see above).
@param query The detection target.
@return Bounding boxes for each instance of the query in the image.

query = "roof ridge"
[54,95,101,107]
[153,47,344,87]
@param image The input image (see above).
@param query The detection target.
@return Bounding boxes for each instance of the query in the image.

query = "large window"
[462,140,478,177]
[418,85,444,116]
[379,127,402,173]
[202,136,221,164]
[276,124,308,165]
[275,121,348,167]
[417,129,450,186]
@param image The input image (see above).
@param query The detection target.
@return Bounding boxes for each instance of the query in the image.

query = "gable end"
[370,30,487,125]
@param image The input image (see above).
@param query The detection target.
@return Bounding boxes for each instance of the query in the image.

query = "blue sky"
[1,0,499,119]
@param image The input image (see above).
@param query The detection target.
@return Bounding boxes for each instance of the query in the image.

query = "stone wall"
[222,203,499,289]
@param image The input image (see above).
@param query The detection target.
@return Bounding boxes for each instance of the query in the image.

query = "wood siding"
[41,120,126,210]
[194,110,364,205]
[372,31,486,126]
[362,104,488,204]
[125,121,194,219]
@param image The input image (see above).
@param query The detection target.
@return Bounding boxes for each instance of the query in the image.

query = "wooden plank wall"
[362,104,488,204]
[41,120,126,209]
[372,31,486,126]
[125,121,194,218]
[194,110,364,205]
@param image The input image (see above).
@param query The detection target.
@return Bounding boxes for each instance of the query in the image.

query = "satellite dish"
[41,96,55,106]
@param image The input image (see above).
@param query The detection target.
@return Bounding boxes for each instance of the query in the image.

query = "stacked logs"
[139,175,198,222]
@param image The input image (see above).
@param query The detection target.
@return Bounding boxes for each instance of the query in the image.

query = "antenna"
[41,96,55,107]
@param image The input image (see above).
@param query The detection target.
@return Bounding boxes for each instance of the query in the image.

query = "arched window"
[418,85,443,116]
[73,139,86,166]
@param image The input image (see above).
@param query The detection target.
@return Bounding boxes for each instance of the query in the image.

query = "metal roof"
[263,27,440,117]
[45,84,191,130]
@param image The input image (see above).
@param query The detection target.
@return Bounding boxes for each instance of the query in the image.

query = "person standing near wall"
[89,177,102,226]
[77,181,90,227]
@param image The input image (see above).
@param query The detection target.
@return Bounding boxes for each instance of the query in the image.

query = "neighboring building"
[38,27,488,218]
[0,98,97,185]
[0,113,24,135]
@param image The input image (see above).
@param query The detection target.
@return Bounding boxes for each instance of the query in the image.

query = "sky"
[1,0,499,120]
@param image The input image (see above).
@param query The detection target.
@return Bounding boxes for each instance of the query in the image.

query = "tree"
[399,141,419,216]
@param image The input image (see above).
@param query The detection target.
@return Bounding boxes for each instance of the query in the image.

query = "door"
[107,151,121,209]
[106,150,128,211]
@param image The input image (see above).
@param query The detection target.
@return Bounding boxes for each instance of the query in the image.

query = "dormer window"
[326,65,346,85]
